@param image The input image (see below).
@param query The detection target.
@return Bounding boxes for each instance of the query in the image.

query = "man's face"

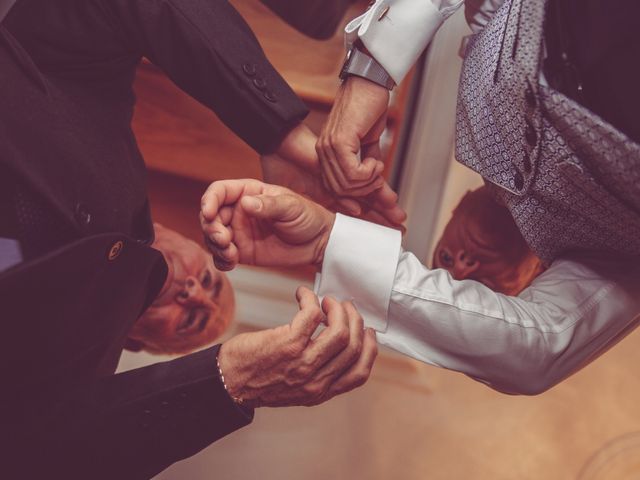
[432,188,542,295]
[128,225,235,355]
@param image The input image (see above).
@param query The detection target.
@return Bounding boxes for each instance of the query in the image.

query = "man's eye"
[212,280,222,299]
[201,270,212,288]
[439,249,454,268]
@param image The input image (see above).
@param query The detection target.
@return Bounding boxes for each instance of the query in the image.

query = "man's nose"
[177,276,206,305]
[452,250,479,280]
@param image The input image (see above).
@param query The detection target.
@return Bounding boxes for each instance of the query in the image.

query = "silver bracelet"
[216,353,244,406]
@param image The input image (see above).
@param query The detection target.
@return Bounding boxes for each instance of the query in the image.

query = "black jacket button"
[74,203,91,226]
[264,91,277,103]
[242,63,256,76]
[252,77,267,90]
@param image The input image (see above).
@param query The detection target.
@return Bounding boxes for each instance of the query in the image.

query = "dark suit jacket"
[0,0,350,477]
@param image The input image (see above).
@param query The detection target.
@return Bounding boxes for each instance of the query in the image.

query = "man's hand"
[200,179,335,271]
[262,152,369,220]
[218,286,378,408]
[267,119,407,227]
[317,76,391,198]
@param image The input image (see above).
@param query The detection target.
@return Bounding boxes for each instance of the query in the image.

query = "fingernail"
[243,196,262,212]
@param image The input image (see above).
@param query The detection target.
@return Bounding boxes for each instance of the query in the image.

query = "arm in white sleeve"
[316,215,640,395]
[345,0,463,84]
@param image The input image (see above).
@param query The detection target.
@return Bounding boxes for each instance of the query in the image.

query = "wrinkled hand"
[317,76,393,200]
[218,286,378,408]
[200,179,335,271]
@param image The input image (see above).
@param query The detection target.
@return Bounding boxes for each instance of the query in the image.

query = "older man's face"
[128,225,235,355]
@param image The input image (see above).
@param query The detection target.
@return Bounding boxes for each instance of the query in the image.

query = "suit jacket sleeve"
[0,236,252,479]
[10,345,253,479]
[101,0,309,152]
[5,0,309,153]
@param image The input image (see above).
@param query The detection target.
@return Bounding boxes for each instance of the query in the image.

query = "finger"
[200,179,263,222]
[361,140,383,164]
[331,164,384,197]
[363,184,408,226]
[216,205,235,226]
[319,135,377,195]
[325,328,378,398]
[320,128,363,177]
[290,286,325,342]
[240,193,302,223]
[328,151,382,194]
[370,182,399,209]
[318,142,348,196]
[306,300,364,382]
[213,242,239,271]
[301,296,350,368]
[333,141,378,184]
[201,220,236,268]
[335,198,362,216]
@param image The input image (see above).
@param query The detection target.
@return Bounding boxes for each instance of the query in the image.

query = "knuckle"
[307,305,323,322]
[320,138,332,152]
[302,383,324,401]
[332,326,350,349]
[283,337,305,360]
[346,343,362,363]
[294,364,313,381]
[352,371,370,387]
[283,375,305,388]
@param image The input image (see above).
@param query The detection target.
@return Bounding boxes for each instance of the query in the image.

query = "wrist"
[274,122,318,170]
[313,212,336,267]
[217,344,245,405]
[340,46,395,90]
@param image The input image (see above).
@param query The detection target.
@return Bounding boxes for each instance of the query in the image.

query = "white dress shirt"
[345,0,504,84]
[315,214,640,394]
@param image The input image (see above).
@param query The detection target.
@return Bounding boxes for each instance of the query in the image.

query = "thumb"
[240,194,300,222]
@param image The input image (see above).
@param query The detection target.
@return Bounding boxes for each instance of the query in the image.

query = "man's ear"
[123,337,146,352]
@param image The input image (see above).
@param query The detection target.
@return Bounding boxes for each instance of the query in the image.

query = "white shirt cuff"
[345,0,463,85]
[314,214,402,332]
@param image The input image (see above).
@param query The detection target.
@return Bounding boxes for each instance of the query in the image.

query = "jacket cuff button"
[242,63,256,76]
[253,78,267,90]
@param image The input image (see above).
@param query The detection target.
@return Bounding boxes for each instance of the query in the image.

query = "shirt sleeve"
[316,214,402,331]
[345,0,464,84]
[315,215,640,395]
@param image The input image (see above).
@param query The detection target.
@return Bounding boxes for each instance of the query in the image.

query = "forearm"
[7,0,307,153]
[382,251,640,394]
[6,345,252,479]
[316,215,640,395]
[98,0,308,152]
